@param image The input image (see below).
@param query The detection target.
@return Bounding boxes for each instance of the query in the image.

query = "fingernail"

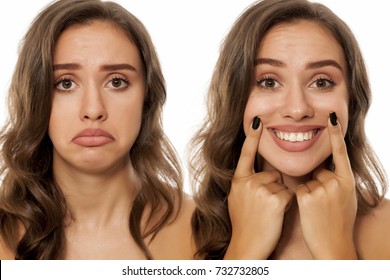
[252,116,261,130]
[329,112,338,126]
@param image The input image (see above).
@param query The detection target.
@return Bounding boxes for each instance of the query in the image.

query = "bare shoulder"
[0,234,15,260]
[176,192,196,224]
[355,197,390,259]
[0,221,25,260]
[149,192,196,259]
[167,191,196,246]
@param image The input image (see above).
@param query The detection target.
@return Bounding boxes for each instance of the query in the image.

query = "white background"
[0,0,389,198]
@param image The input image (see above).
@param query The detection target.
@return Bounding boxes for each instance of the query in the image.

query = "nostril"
[83,114,104,120]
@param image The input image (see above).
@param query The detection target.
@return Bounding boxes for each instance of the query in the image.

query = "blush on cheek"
[243,92,275,130]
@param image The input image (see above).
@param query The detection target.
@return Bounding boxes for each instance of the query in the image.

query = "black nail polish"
[329,112,338,126]
[252,116,261,130]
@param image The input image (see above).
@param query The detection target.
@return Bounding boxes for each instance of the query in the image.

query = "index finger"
[234,116,262,177]
[328,112,353,178]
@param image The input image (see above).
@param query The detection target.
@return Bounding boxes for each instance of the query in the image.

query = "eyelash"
[54,76,77,93]
[108,76,130,91]
[256,75,281,90]
[255,75,335,91]
[311,76,335,89]
[53,75,130,93]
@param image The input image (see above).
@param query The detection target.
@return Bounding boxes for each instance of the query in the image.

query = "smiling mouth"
[273,129,320,142]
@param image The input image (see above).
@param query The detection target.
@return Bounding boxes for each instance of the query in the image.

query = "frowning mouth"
[72,128,114,147]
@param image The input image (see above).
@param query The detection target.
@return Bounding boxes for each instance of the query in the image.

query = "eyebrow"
[53,63,80,71]
[53,63,137,72]
[254,58,285,67]
[254,58,343,72]
[306,60,343,71]
[100,63,137,72]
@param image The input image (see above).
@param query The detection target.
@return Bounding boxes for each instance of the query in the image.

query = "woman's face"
[49,21,145,174]
[243,21,349,177]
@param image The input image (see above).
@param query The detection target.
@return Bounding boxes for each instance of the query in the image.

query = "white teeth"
[274,130,317,142]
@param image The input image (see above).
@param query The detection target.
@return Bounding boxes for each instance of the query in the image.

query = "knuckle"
[269,194,289,213]
[327,178,339,188]
[255,186,269,197]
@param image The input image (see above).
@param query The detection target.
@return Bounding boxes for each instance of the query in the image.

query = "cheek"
[336,102,349,136]
[113,98,144,139]
[48,100,74,140]
[243,92,275,132]
[317,95,349,134]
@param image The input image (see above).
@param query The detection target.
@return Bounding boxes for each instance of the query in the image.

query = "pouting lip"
[72,128,114,141]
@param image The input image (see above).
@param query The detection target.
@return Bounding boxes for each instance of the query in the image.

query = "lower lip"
[72,136,114,147]
[269,129,323,152]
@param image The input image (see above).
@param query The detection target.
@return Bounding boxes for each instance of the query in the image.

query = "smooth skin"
[226,118,293,260]
[225,21,390,260]
[296,117,357,259]
[0,21,195,260]
[226,114,390,259]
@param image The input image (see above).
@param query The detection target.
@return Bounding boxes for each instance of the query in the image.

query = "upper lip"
[267,125,325,132]
[72,128,114,140]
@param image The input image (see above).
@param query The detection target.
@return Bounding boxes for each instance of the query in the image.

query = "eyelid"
[256,74,283,90]
[309,75,335,89]
[53,75,79,92]
[105,74,130,90]
[54,74,71,84]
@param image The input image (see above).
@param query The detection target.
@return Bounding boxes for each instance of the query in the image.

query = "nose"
[279,85,314,120]
[80,84,107,121]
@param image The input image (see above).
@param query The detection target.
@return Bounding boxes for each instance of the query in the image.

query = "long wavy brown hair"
[0,0,183,259]
[190,0,388,259]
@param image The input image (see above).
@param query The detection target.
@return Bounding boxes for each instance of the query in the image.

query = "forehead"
[257,20,347,71]
[58,20,133,44]
[53,20,141,64]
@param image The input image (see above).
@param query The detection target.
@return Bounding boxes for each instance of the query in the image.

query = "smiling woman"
[1,0,390,263]
[244,21,349,176]
[189,0,390,260]
[1,1,390,194]
[0,0,195,260]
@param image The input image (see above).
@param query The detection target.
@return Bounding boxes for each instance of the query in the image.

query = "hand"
[224,117,293,260]
[296,113,357,259]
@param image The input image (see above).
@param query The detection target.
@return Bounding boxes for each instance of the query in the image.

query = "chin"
[277,167,315,178]
[264,157,326,178]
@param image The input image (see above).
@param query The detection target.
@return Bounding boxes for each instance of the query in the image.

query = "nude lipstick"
[268,125,325,152]
[72,128,114,147]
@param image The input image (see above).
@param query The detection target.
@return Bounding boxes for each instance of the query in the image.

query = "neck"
[260,162,313,193]
[53,156,140,228]
[281,174,312,192]
[258,159,321,259]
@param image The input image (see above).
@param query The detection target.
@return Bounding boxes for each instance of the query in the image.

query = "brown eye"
[256,76,281,90]
[111,78,123,88]
[106,77,129,90]
[264,79,276,87]
[61,80,73,89]
[316,79,326,88]
[55,78,77,92]
[310,77,334,89]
